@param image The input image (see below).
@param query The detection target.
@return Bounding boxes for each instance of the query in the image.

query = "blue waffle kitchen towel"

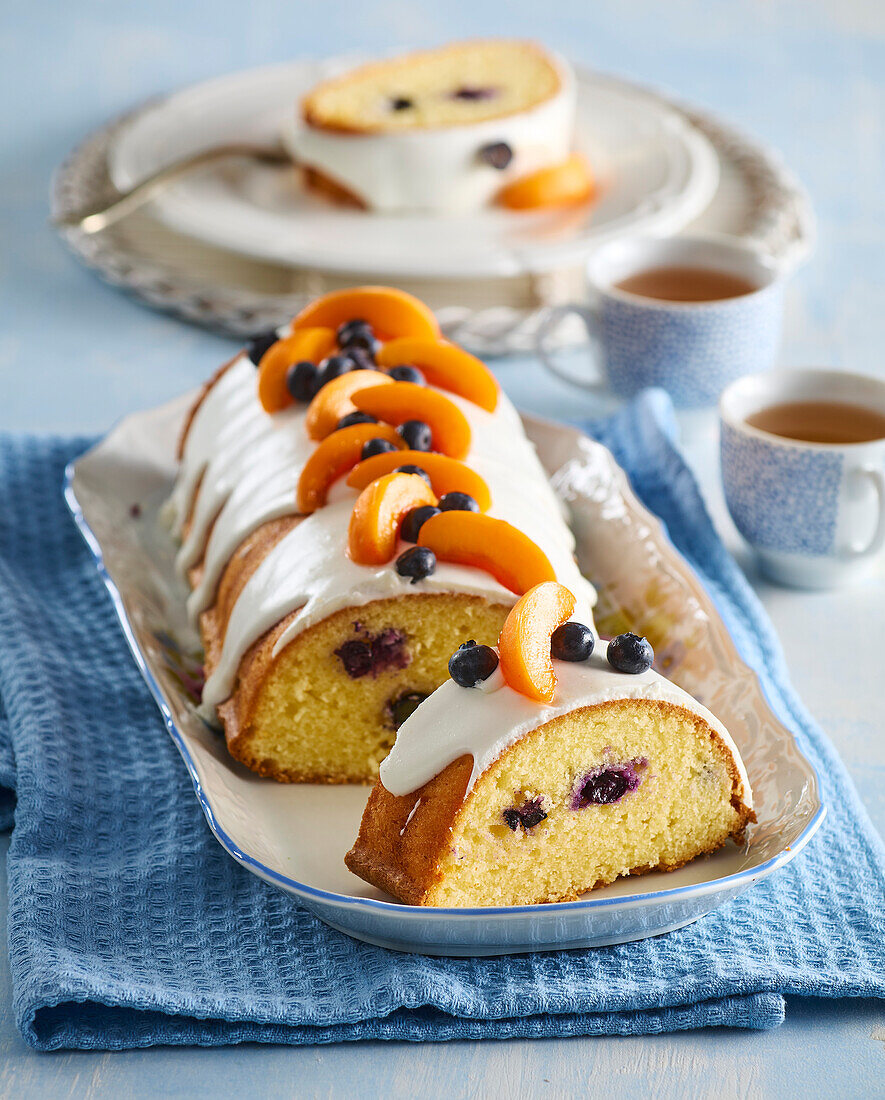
[0,391,883,1051]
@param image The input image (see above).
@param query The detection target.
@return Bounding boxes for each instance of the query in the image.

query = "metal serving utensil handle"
[53,142,291,234]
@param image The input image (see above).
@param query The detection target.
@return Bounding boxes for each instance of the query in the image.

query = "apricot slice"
[376,338,499,413]
[346,451,491,511]
[297,423,403,514]
[417,512,556,595]
[348,472,438,565]
[497,154,594,211]
[305,371,394,441]
[257,327,336,413]
[292,287,440,342]
[352,382,471,459]
[497,582,577,703]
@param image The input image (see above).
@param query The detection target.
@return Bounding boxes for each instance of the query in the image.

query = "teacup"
[720,369,885,588]
[535,235,785,408]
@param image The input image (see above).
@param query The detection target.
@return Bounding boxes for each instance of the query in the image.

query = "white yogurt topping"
[283,58,576,213]
[379,645,753,807]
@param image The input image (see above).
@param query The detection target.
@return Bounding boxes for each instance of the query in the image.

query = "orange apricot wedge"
[296,424,403,514]
[305,371,394,441]
[346,450,491,511]
[257,327,337,413]
[498,582,577,703]
[291,286,440,342]
[348,472,438,565]
[376,338,499,413]
[352,382,471,460]
[417,512,556,595]
[497,154,594,211]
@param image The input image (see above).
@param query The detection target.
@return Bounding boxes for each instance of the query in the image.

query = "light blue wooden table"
[1,1,883,1095]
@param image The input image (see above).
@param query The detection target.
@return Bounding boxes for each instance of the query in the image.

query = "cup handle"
[535,303,609,394]
[843,466,885,560]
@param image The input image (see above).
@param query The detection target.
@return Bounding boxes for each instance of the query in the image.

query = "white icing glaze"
[166,354,259,539]
[167,342,598,719]
[283,58,575,213]
[379,644,753,808]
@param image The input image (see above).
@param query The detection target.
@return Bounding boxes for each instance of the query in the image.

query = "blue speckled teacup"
[536,236,784,409]
[720,369,885,588]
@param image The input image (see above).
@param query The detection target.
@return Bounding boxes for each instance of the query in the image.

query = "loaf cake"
[347,582,754,906]
[165,286,596,783]
[287,40,593,212]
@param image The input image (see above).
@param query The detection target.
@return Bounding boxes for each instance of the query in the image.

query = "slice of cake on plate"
[346,582,754,906]
[287,39,593,212]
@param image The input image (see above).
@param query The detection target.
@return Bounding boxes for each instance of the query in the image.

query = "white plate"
[65,398,823,955]
[107,59,719,279]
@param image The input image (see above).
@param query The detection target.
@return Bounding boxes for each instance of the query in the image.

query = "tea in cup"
[719,369,885,588]
[536,235,785,408]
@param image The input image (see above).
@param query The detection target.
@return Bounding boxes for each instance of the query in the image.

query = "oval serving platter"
[65,397,823,956]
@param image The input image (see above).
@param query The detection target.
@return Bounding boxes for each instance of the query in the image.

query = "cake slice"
[288,40,582,212]
[302,40,565,133]
[346,583,754,906]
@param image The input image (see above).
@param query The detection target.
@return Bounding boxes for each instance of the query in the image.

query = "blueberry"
[503,797,547,831]
[345,346,378,371]
[398,419,433,451]
[336,319,372,346]
[334,627,409,679]
[395,464,431,486]
[387,364,425,385]
[448,640,499,688]
[286,360,319,402]
[361,437,398,460]
[341,330,380,357]
[519,800,548,829]
[337,411,378,430]
[579,769,631,806]
[334,639,373,679]
[389,691,427,729]
[395,546,436,584]
[401,504,440,543]
[246,329,279,366]
[453,86,497,101]
[390,96,414,111]
[606,632,654,674]
[316,355,353,388]
[551,622,595,662]
[478,141,513,170]
[438,492,479,513]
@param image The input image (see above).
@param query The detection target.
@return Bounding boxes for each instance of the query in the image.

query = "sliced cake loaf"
[166,287,596,783]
